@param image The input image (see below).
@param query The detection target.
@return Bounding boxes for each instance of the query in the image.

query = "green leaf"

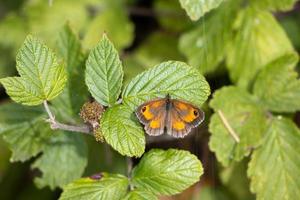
[226,8,294,89]
[122,61,210,110]
[0,35,67,106]
[0,103,51,162]
[32,132,88,189]
[101,105,145,157]
[253,53,300,112]
[250,0,298,11]
[248,117,300,200]
[60,173,128,200]
[85,34,123,107]
[52,24,88,121]
[83,1,134,50]
[132,149,203,195]
[123,190,158,200]
[179,0,225,21]
[209,86,267,166]
[179,0,240,75]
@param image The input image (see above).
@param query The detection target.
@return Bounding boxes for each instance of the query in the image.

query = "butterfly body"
[136,95,204,138]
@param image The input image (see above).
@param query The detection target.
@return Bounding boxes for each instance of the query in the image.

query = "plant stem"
[217,110,240,143]
[127,157,134,190]
[43,101,93,135]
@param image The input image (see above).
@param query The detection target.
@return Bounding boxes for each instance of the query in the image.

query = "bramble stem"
[217,110,240,143]
[43,101,92,135]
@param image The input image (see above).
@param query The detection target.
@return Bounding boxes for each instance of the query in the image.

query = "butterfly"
[135,95,205,138]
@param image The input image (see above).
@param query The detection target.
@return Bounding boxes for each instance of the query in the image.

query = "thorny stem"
[43,101,92,135]
[217,110,240,143]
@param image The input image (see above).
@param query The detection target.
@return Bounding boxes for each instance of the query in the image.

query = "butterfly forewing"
[136,99,167,136]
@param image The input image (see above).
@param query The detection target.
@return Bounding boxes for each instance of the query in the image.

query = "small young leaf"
[101,105,145,157]
[132,149,203,195]
[250,0,298,11]
[60,173,128,200]
[123,190,158,200]
[253,53,300,112]
[226,8,293,89]
[53,24,88,120]
[248,117,300,200]
[0,103,51,162]
[122,61,210,110]
[179,0,240,75]
[0,35,67,105]
[85,34,123,107]
[32,132,88,189]
[179,0,224,21]
[209,86,267,166]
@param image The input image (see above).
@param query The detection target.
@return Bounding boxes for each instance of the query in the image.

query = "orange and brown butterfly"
[135,94,204,138]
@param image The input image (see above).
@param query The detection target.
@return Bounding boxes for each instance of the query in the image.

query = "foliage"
[0,0,300,199]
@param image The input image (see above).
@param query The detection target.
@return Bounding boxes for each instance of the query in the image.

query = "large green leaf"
[101,105,145,157]
[0,103,51,162]
[53,24,88,121]
[123,190,158,200]
[83,0,133,50]
[132,149,203,195]
[179,0,239,75]
[32,132,88,189]
[248,117,300,200]
[253,53,300,112]
[60,173,128,200]
[122,61,210,110]
[0,35,67,106]
[250,0,298,11]
[179,0,225,21]
[209,86,267,166]
[85,34,123,107]
[226,8,293,89]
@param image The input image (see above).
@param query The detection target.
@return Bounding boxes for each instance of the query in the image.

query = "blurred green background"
[0,0,299,199]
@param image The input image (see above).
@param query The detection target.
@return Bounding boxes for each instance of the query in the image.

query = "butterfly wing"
[166,100,204,138]
[135,99,167,136]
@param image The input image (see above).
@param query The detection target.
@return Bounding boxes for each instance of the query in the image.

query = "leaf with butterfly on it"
[122,61,210,111]
[253,53,300,113]
[179,0,225,21]
[0,35,67,106]
[85,34,123,107]
[209,86,268,166]
[59,173,128,200]
[132,149,203,195]
[100,104,145,157]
